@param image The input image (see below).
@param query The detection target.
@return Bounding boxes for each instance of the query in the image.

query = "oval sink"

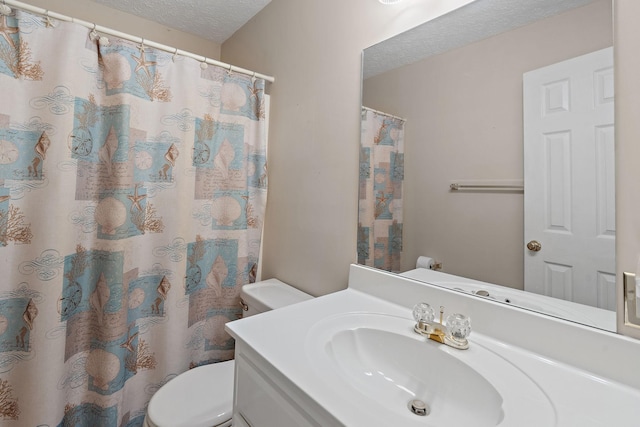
[329,327,503,426]
[306,313,556,427]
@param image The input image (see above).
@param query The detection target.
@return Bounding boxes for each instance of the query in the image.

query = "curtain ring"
[89,23,99,41]
[227,64,233,75]
[172,47,178,63]
[43,9,54,27]
[200,57,208,70]
[251,72,257,84]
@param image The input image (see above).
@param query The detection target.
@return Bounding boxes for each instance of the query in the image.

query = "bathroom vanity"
[226,264,640,426]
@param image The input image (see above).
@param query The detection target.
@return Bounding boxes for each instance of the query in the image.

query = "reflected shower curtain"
[358,107,404,272]
[0,10,268,426]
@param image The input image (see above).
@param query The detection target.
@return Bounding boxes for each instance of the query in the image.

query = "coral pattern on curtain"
[358,107,404,272]
[0,10,268,426]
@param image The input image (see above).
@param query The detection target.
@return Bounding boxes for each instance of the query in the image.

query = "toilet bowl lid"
[147,360,235,427]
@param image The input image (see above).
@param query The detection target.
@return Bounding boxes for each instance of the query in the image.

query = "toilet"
[143,279,313,427]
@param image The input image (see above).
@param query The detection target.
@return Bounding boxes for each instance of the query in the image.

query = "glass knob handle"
[412,303,435,324]
[527,240,542,252]
[446,313,471,340]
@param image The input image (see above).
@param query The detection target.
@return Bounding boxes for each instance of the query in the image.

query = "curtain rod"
[2,0,275,83]
[362,106,406,122]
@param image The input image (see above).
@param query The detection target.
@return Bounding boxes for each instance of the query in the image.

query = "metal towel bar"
[449,182,524,192]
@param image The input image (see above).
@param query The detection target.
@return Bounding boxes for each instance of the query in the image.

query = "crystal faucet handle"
[412,302,435,324]
[445,313,471,340]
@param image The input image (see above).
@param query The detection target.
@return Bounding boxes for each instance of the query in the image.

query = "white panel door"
[523,47,615,310]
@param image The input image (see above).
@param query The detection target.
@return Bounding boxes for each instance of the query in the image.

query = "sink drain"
[408,399,430,416]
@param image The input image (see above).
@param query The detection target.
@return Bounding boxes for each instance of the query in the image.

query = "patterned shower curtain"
[358,107,404,272]
[0,9,268,426]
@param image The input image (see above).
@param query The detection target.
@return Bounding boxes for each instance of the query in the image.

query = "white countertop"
[227,284,640,426]
[226,265,640,427]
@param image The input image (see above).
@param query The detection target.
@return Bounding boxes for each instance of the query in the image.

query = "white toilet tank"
[241,278,313,317]
[144,278,312,427]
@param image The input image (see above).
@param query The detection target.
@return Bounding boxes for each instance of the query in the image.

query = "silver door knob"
[526,240,542,252]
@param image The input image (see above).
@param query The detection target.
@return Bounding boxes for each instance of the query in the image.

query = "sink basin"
[329,327,503,425]
[306,313,556,427]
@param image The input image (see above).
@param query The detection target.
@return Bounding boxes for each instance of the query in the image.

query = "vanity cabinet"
[232,342,341,427]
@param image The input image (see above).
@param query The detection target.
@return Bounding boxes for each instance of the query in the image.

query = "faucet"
[412,303,471,350]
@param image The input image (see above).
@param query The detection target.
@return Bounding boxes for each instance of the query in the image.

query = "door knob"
[526,240,542,252]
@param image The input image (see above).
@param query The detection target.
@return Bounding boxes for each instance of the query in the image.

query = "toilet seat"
[145,360,235,427]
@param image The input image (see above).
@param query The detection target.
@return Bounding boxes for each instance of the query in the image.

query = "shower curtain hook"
[138,38,145,52]
[43,9,54,28]
[200,57,209,70]
[89,23,99,41]
[251,72,257,84]
[172,47,179,63]
[227,63,233,76]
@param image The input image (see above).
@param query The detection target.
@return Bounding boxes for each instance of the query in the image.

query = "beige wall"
[23,0,221,59]
[363,0,612,289]
[222,0,476,296]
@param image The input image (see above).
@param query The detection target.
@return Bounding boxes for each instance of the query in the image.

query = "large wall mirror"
[359,0,615,331]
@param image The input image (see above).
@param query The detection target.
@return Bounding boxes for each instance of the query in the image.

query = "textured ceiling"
[364,0,601,79]
[89,0,272,44]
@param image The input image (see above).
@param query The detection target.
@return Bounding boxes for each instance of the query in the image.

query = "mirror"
[359,0,615,331]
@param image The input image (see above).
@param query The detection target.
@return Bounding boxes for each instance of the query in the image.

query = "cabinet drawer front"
[235,354,317,427]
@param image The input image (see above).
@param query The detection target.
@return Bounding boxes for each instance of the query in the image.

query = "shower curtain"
[0,10,268,426]
[358,107,404,272]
